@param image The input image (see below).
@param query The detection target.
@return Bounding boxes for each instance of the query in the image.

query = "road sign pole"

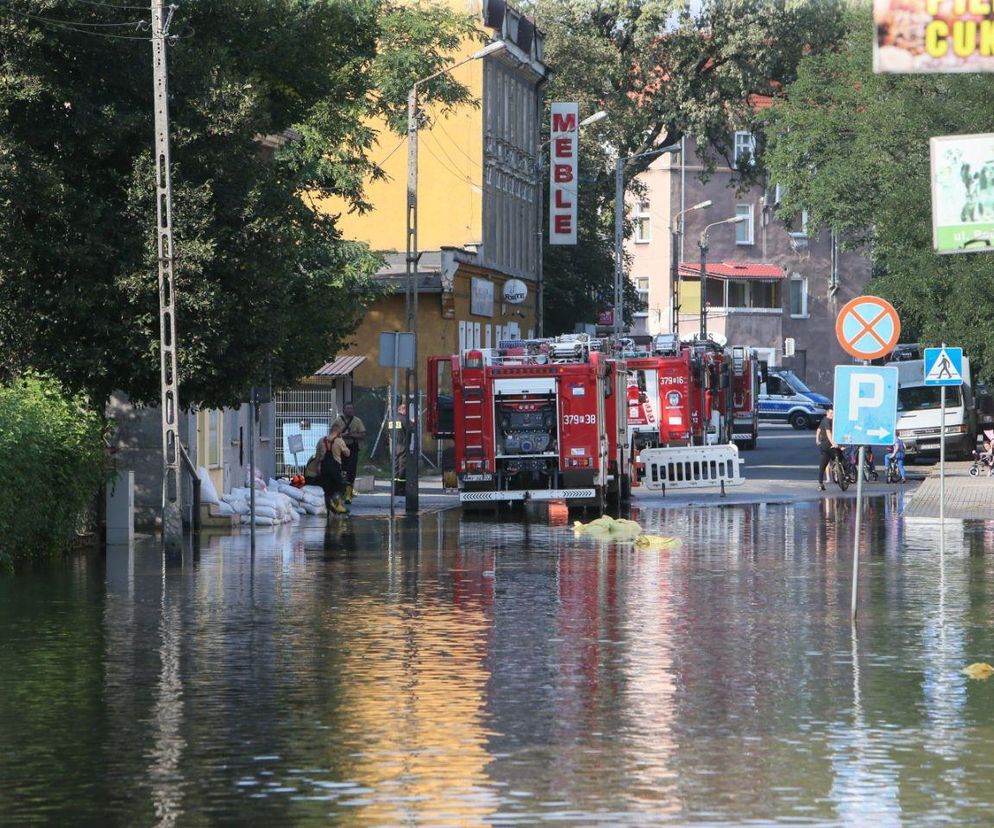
[940,381,946,555]
[852,445,865,622]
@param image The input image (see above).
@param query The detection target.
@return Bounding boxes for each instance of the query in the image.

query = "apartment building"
[627,130,871,390]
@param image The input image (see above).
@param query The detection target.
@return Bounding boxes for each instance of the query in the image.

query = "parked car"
[757,369,831,430]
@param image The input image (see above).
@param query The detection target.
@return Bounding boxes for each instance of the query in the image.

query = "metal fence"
[273,384,341,477]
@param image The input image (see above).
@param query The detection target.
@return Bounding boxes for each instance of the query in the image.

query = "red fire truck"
[624,335,760,484]
[427,335,629,508]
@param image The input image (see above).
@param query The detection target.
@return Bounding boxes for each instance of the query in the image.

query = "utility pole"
[405,87,420,514]
[151,0,182,550]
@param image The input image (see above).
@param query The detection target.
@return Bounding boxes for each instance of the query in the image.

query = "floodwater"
[4,499,994,826]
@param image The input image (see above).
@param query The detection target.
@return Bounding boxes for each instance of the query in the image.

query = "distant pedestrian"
[316,424,351,514]
[333,402,366,504]
[393,401,411,496]
[816,406,843,491]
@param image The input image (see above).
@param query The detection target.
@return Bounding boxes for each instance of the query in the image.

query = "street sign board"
[833,365,899,446]
[923,346,964,386]
[835,295,901,361]
[930,134,994,254]
[378,331,415,369]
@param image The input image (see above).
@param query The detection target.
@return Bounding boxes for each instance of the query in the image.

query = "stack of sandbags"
[571,514,681,549]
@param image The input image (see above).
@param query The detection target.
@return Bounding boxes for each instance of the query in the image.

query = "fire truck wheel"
[620,473,632,503]
[789,412,811,430]
[740,437,756,451]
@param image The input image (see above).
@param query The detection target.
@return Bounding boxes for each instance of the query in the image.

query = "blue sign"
[832,365,899,446]
[923,346,964,387]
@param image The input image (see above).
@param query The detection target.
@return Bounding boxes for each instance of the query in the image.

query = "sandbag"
[240,515,275,526]
[210,501,235,516]
[197,467,221,505]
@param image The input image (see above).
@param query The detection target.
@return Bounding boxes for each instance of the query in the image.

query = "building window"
[735,204,754,245]
[790,274,808,318]
[734,131,756,168]
[633,201,651,243]
[634,277,649,316]
[207,410,222,468]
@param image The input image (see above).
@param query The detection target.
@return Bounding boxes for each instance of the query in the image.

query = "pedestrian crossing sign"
[923,347,964,386]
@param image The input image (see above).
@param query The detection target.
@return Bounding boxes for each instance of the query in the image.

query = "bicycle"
[885,455,903,483]
[829,450,851,492]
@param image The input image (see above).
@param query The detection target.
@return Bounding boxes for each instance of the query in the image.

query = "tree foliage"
[0,374,105,568]
[0,0,476,408]
[531,0,846,333]
[763,3,994,381]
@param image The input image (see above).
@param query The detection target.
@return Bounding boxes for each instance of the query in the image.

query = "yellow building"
[317,0,550,446]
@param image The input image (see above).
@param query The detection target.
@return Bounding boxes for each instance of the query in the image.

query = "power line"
[68,0,153,9]
[434,122,482,170]
[0,2,155,39]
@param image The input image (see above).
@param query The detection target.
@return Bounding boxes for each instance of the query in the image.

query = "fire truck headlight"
[667,391,681,406]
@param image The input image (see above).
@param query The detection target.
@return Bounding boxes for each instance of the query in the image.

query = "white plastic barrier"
[640,444,744,491]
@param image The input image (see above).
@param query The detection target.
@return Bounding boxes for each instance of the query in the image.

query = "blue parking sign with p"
[832,366,899,446]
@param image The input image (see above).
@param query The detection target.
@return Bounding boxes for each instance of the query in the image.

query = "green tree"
[531,0,846,333]
[0,0,476,408]
[763,3,994,380]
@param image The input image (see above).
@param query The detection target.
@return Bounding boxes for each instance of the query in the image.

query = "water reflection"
[5,505,994,823]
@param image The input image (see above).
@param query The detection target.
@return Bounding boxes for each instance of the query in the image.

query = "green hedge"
[0,374,105,569]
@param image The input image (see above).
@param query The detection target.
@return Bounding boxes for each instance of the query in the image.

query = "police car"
[758,369,830,430]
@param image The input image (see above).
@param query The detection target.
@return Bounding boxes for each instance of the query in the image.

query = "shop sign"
[502,279,528,304]
[549,102,578,245]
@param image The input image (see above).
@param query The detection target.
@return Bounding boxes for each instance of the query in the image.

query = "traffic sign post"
[835,296,902,361]
[833,364,900,622]
[924,345,964,557]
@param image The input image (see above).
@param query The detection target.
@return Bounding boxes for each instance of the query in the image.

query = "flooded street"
[4,500,994,825]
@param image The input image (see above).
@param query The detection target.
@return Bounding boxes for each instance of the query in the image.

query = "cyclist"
[884,436,907,483]
[816,406,843,491]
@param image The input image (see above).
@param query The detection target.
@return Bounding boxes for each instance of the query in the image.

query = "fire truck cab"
[428,335,629,508]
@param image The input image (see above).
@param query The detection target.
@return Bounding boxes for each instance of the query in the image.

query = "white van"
[890,358,977,459]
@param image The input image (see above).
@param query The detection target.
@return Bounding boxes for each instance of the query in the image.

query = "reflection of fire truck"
[427,335,629,508]
[625,335,760,484]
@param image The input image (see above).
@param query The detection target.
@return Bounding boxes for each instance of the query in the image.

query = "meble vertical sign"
[549,102,578,245]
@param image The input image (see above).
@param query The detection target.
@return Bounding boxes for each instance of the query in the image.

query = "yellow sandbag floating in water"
[634,534,681,550]
[963,662,994,680]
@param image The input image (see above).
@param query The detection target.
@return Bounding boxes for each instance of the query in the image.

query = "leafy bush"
[0,374,105,569]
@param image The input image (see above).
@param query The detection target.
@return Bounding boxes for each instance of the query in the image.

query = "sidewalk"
[903,461,994,519]
[345,474,459,517]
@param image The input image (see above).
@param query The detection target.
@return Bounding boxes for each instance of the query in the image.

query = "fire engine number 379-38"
[563,414,597,425]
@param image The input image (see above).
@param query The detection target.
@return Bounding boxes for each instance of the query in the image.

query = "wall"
[316,41,486,253]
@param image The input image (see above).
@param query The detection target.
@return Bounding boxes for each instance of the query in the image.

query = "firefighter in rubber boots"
[393,401,410,496]
[319,423,351,514]
[333,401,366,505]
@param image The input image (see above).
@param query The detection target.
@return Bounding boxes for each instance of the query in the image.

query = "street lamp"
[613,145,681,339]
[670,200,711,334]
[404,39,505,513]
[535,110,608,337]
[698,215,747,340]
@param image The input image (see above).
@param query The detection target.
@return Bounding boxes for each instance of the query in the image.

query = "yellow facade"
[316,39,485,253]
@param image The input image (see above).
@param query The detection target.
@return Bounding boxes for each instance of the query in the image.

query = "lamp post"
[404,40,505,514]
[613,145,681,340]
[698,215,747,340]
[669,200,711,334]
[536,110,607,337]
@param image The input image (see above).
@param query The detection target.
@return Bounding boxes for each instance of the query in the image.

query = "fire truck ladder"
[462,382,486,469]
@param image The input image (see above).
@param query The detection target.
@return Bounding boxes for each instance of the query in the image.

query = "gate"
[640,444,744,491]
[274,383,341,476]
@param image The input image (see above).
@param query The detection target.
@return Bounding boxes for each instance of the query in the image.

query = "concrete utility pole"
[405,87,420,515]
[151,0,182,549]
[613,145,680,340]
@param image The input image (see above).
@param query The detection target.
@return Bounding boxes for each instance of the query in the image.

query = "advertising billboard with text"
[874,0,994,73]
[549,102,579,245]
[930,132,994,254]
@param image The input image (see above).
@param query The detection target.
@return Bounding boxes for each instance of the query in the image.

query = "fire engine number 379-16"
[562,413,597,425]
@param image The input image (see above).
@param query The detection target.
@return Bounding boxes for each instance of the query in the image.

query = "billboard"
[874,0,994,73]
[549,102,578,245]
[930,133,994,254]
